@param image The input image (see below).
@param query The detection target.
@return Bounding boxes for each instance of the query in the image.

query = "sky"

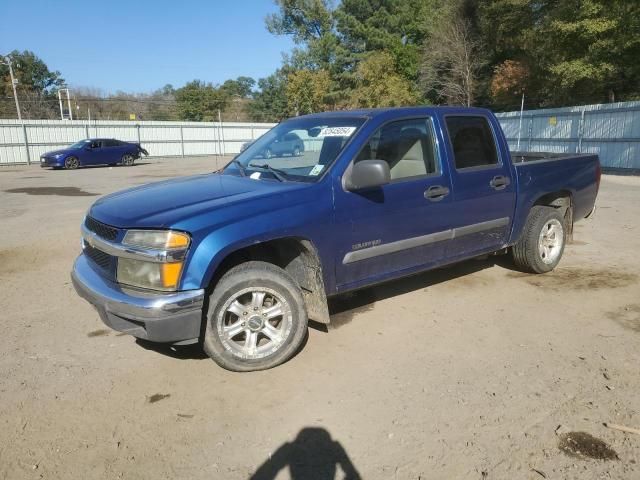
[0,0,295,94]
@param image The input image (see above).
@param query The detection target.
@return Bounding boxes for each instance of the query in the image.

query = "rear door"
[102,139,124,164]
[442,114,515,259]
[333,116,455,290]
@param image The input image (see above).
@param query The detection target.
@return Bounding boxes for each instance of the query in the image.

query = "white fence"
[0,119,276,165]
[496,100,640,170]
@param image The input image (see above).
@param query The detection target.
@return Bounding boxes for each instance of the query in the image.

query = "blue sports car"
[40,138,149,169]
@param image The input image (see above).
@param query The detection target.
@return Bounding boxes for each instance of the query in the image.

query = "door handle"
[424,185,450,201]
[489,175,511,190]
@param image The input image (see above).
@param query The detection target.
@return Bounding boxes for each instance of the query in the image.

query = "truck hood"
[88,173,306,228]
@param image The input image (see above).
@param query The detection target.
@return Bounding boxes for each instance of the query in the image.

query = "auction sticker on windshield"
[319,126,357,137]
[309,164,325,176]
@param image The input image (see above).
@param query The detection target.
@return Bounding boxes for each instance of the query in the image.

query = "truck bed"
[510,151,595,164]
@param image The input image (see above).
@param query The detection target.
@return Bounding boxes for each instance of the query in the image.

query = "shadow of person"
[250,427,361,480]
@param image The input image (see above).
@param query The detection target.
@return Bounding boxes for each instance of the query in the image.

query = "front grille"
[84,244,112,270]
[85,216,119,241]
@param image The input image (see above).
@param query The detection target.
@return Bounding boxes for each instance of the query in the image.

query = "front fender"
[176,190,335,291]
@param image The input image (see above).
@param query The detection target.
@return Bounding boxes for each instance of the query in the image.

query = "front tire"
[512,206,566,273]
[293,146,301,157]
[64,156,79,169]
[203,261,308,371]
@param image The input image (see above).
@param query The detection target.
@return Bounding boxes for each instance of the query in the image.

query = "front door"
[333,117,455,291]
[442,114,515,260]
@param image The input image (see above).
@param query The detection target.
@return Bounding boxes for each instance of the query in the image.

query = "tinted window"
[283,133,300,142]
[355,118,438,180]
[103,139,120,147]
[446,116,499,169]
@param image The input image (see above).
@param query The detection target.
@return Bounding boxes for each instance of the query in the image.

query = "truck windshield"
[224,117,365,182]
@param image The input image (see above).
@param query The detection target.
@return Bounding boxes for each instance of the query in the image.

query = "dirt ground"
[1,157,639,480]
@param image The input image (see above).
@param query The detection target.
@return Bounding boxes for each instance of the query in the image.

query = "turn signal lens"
[166,231,190,249]
[161,262,183,289]
[123,230,190,250]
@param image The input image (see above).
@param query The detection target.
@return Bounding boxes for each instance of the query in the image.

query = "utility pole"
[57,88,73,120]
[1,55,22,120]
[516,91,525,151]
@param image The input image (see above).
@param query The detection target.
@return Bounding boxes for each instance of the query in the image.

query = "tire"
[512,206,566,273]
[203,261,308,371]
[64,156,79,170]
[264,148,273,159]
[121,154,135,166]
[293,146,301,157]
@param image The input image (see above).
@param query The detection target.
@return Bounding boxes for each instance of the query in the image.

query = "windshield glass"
[70,140,91,149]
[224,116,365,182]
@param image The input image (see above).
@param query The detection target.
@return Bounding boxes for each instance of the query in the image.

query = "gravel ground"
[0,157,639,480]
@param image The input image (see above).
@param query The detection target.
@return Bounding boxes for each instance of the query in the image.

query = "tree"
[0,50,65,119]
[336,0,431,82]
[422,9,483,107]
[249,69,290,122]
[490,60,529,109]
[266,0,339,70]
[286,69,331,114]
[348,51,420,108]
[221,76,256,98]
[174,80,228,121]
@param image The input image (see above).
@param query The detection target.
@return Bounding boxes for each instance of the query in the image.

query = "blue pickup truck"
[72,107,600,371]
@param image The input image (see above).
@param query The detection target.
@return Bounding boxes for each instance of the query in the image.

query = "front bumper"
[40,157,63,167]
[71,254,205,343]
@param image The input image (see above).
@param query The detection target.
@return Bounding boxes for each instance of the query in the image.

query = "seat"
[389,128,428,180]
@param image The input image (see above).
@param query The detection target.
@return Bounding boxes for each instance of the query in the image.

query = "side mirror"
[344,160,390,191]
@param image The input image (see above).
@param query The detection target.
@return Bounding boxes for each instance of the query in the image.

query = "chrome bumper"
[71,254,205,343]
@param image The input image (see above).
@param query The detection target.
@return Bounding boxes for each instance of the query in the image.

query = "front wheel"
[203,261,308,371]
[264,148,273,159]
[512,206,566,273]
[64,156,79,169]
[292,146,301,157]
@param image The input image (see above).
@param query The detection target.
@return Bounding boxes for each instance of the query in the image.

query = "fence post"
[577,109,586,153]
[22,123,31,165]
[180,125,185,157]
[136,123,141,145]
[85,122,89,138]
[527,116,533,152]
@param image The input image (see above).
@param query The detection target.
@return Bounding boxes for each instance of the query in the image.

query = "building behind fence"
[2,101,640,168]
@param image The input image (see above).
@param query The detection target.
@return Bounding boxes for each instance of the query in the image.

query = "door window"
[445,116,499,170]
[102,139,120,147]
[355,118,438,181]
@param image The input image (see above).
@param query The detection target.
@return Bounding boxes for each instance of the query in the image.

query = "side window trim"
[444,114,503,172]
[351,116,443,184]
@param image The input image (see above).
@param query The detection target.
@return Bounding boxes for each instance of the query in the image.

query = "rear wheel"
[64,156,79,170]
[293,146,301,157]
[203,261,308,371]
[121,154,135,166]
[264,148,273,159]
[512,206,566,273]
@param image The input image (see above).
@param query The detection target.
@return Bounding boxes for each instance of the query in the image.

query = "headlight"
[117,230,190,291]
[122,230,190,250]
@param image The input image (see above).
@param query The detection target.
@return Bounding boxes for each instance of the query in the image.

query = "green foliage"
[221,77,256,98]
[348,51,420,107]
[0,50,65,118]
[174,80,228,121]
[286,69,331,114]
[249,69,290,122]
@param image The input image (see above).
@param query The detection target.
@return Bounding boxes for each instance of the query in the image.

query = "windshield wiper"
[250,163,289,182]
[229,159,247,177]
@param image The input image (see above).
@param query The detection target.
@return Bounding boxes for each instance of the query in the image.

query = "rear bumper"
[71,255,205,343]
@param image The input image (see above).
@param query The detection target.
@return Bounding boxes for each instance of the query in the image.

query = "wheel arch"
[204,236,331,325]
